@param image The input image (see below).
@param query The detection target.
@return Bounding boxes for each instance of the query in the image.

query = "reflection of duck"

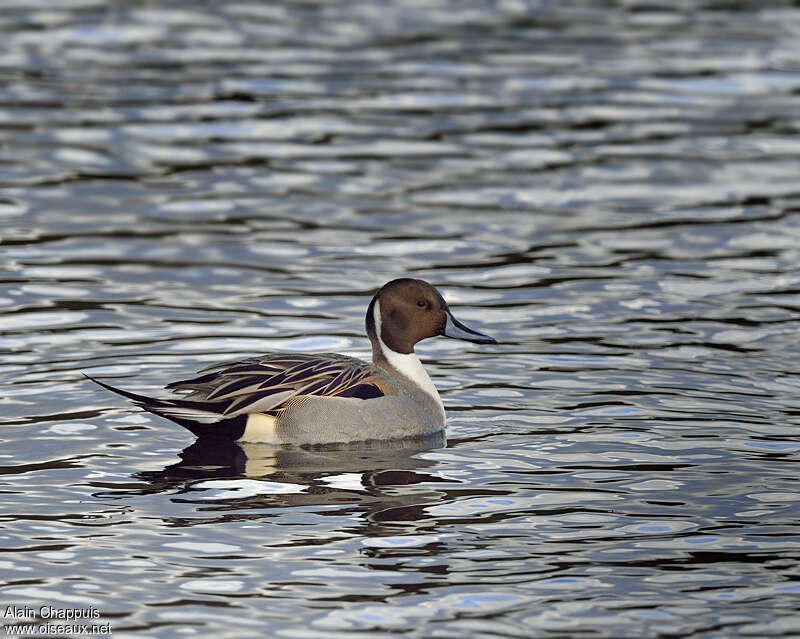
[144,432,446,482]
[87,279,495,445]
[115,435,455,520]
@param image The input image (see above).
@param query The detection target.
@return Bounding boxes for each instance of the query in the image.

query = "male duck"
[88,278,496,445]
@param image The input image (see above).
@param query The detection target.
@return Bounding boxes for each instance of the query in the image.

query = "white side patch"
[239,413,280,444]
[373,300,445,420]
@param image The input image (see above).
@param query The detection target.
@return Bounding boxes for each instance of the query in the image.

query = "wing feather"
[168,352,384,417]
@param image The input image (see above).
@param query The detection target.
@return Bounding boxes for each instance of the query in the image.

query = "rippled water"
[2,1,800,637]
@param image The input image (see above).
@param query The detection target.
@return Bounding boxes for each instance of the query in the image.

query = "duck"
[86,278,496,445]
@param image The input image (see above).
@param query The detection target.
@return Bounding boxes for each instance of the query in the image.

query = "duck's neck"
[368,299,444,416]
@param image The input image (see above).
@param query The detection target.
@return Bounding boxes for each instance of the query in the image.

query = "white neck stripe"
[373,300,444,418]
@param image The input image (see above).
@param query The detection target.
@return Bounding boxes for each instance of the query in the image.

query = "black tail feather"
[84,374,246,440]
[83,373,162,406]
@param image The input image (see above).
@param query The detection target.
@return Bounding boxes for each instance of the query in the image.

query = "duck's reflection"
[119,433,454,519]
[151,432,444,479]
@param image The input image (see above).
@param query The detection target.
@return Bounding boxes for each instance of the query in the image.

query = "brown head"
[366,278,496,355]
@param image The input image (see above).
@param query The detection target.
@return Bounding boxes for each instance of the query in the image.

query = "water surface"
[2,1,800,637]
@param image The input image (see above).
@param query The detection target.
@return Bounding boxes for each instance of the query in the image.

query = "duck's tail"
[84,374,247,440]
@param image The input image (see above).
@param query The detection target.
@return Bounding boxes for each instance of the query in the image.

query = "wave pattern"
[1,1,800,637]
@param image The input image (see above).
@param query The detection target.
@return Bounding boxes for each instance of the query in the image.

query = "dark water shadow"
[91,432,450,498]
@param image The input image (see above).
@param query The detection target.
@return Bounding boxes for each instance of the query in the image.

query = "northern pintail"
[87,278,496,445]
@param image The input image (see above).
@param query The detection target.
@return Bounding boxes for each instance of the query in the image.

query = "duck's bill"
[443,311,497,344]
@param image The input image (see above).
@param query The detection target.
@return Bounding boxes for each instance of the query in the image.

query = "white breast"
[373,301,445,421]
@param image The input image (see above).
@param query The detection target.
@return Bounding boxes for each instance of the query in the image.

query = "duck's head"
[366,278,496,354]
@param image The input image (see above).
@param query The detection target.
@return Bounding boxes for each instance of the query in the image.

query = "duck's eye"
[417,300,427,308]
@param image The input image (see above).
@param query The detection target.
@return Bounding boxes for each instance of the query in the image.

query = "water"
[2,1,800,637]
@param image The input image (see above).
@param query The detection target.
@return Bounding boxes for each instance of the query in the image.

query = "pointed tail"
[84,374,246,440]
